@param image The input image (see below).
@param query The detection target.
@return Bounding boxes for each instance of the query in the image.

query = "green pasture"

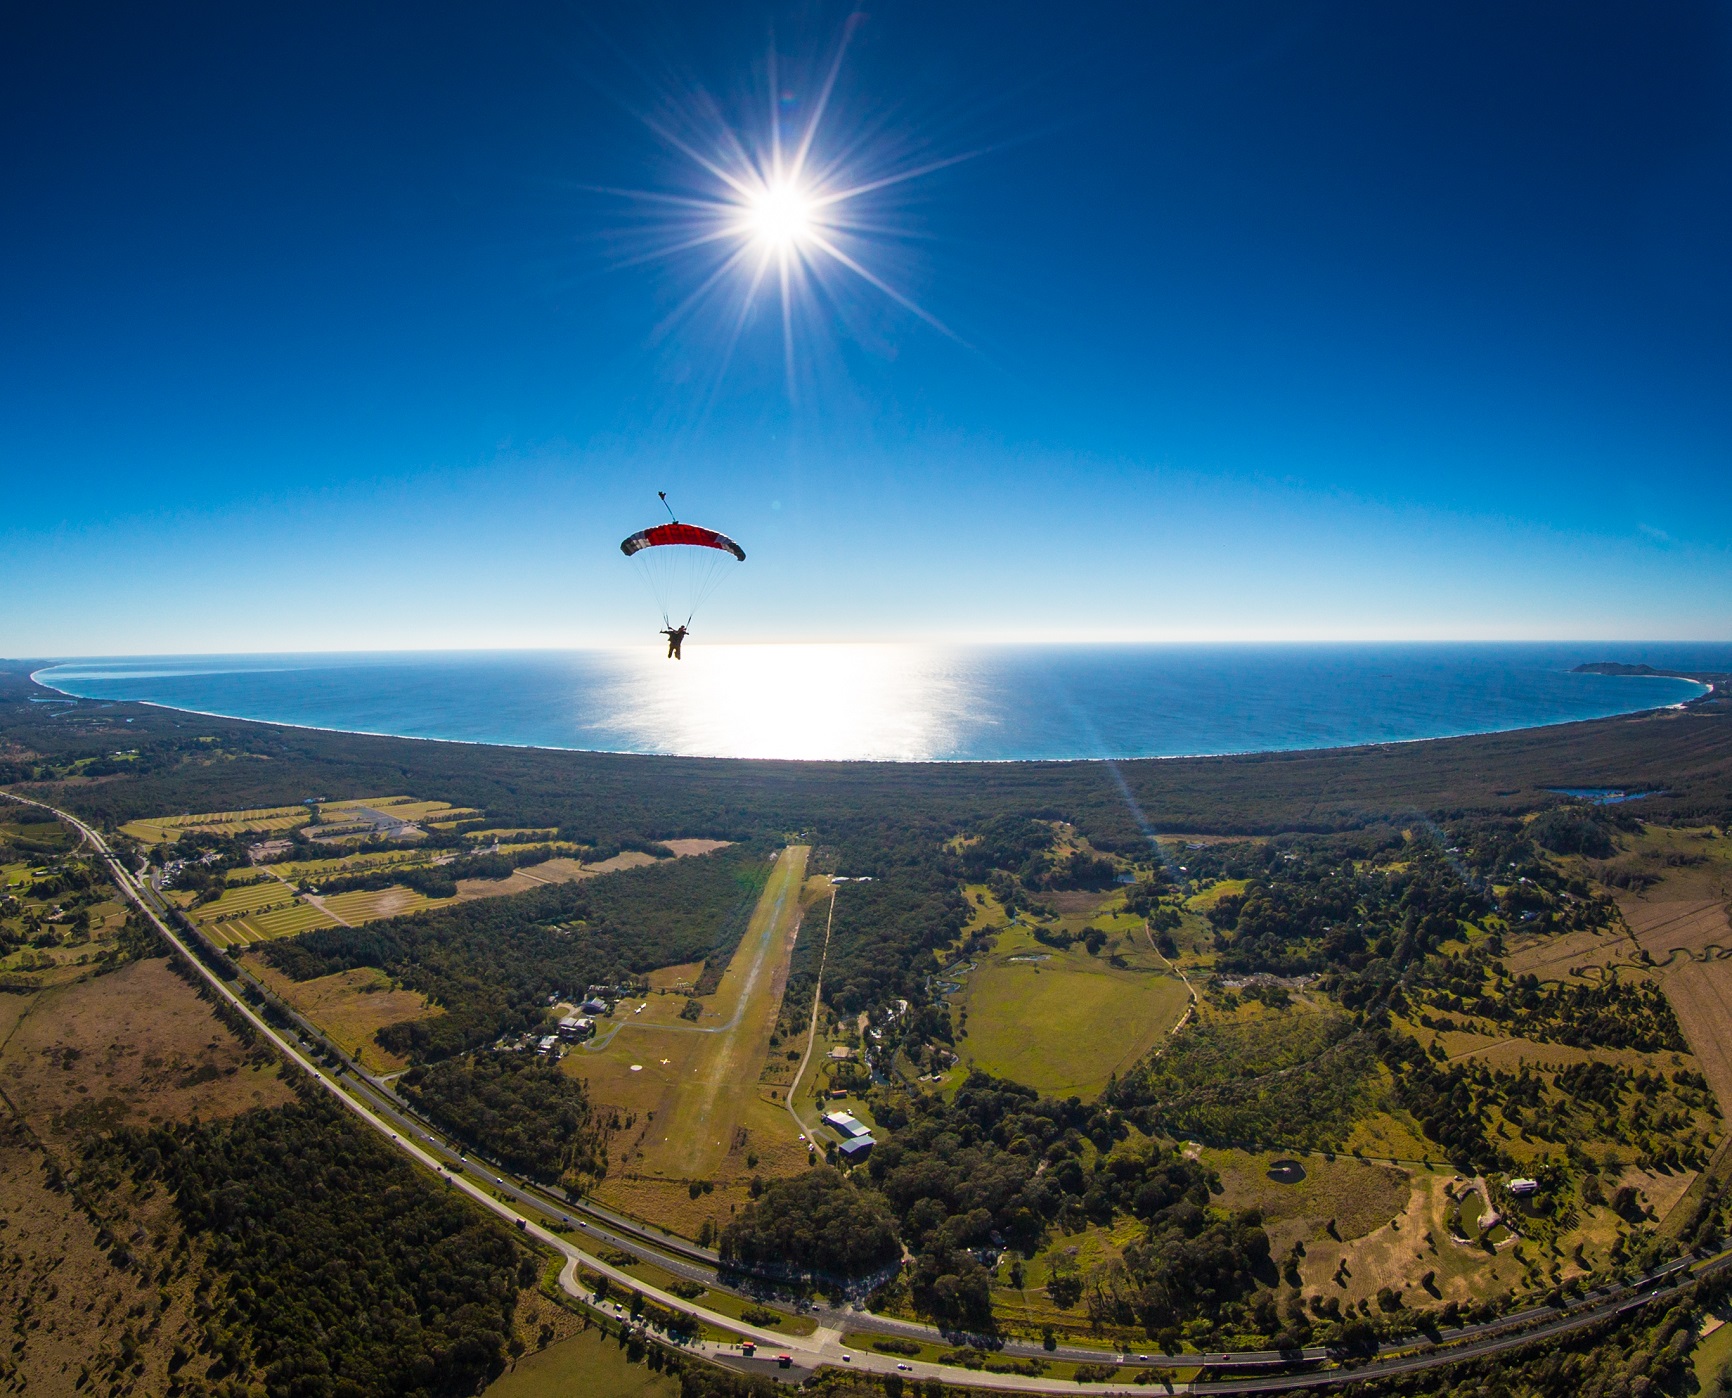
[957,927,1191,1098]
[1186,877,1247,912]
[483,1326,675,1398]
[1694,1311,1732,1393]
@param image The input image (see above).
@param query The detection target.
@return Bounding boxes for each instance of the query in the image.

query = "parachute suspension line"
[619,503,745,636]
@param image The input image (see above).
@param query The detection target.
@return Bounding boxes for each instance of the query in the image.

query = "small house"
[1508,1177,1539,1195]
[538,1035,560,1056]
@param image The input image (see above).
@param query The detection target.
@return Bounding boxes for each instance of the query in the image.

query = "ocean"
[32,644,1722,764]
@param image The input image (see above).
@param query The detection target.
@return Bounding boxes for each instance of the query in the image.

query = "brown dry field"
[1655,960,1732,1126]
[0,954,295,1393]
[661,839,732,857]
[1504,924,1643,980]
[647,960,705,992]
[1292,1169,1531,1310]
[0,1112,218,1397]
[1,957,292,1144]
[1206,1148,1411,1248]
[1623,899,1732,964]
[247,959,441,1073]
[1614,840,1732,1123]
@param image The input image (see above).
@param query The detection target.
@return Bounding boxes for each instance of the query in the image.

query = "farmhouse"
[1509,1177,1539,1195]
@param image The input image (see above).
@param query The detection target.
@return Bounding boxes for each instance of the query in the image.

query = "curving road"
[7,788,1726,1395]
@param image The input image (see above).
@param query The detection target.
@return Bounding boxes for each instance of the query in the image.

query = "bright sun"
[739,180,814,251]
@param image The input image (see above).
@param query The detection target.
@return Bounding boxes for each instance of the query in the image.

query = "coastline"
[26,660,1713,769]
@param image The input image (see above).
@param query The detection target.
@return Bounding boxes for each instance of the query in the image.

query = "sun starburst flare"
[593,22,972,399]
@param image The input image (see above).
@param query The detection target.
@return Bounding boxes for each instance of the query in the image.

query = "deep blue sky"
[3,1,1730,653]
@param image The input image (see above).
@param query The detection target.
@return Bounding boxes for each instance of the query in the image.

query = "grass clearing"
[483,1324,676,1398]
[1694,1307,1732,1393]
[957,922,1191,1098]
[584,850,817,1239]
[247,960,441,1072]
[1203,1147,1412,1247]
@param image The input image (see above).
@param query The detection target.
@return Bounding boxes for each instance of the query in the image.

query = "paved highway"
[7,788,1724,1394]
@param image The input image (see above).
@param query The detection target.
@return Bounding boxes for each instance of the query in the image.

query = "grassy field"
[483,1325,676,1398]
[120,803,311,844]
[247,960,443,1071]
[583,850,820,1239]
[955,918,1191,1098]
[1694,1308,1732,1393]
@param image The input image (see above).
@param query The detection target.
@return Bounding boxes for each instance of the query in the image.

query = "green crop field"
[321,886,452,923]
[121,804,310,844]
[957,931,1192,1097]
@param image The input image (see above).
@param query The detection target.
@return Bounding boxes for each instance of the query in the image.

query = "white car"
[896,1363,912,1372]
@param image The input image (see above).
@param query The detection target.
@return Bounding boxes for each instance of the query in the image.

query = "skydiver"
[662,625,689,660]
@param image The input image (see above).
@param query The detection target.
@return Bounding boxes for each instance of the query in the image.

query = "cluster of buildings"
[821,1110,876,1161]
[536,983,632,1055]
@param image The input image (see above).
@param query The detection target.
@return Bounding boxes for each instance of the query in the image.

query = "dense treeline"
[1109,1014,1381,1150]
[85,1095,534,1397]
[818,820,969,1012]
[726,1072,1274,1334]
[719,1167,901,1278]
[399,1051,611,1190]
[261,843,767,1061]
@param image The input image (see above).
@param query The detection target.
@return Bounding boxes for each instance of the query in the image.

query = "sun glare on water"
[598,645,972,761]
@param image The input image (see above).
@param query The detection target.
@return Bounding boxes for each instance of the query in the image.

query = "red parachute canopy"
[618,522,746,561]
[619,518,746,628]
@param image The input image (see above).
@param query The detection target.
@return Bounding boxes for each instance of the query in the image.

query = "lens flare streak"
[596,22,968,396]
